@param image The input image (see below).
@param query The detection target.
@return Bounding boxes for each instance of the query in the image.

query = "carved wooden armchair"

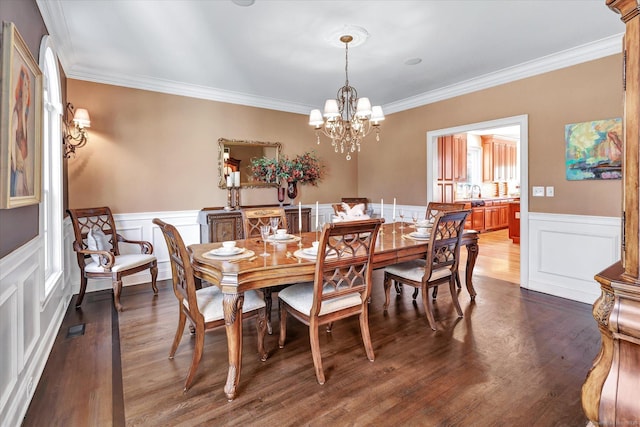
[153,219,267,391]
[68,206,158,311]
[383,210,470,330]
[278,218,384,384]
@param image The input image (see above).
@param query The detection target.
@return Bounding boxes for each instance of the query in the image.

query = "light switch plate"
[532,186,544,197]
[546,186,554,197]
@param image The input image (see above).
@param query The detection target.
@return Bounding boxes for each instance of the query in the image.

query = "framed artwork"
[0,22,43,209]
[565,118,622,180]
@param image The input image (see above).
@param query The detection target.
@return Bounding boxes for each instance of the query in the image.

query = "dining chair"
[152,219,267,392]
[241,207,287,238]
[417,201,468,299]
[278,218,384,384]
[383,210,470,330]
[425,202,467,222]
[68,206,158,312]
[241,207,288,333]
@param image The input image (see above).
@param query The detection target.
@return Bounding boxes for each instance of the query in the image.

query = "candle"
[315,201,319,230]
[226,175,233,188]
[381,198,384,218]
[233,171,240,187]
[393,198,396,219]
[298,202,302,231]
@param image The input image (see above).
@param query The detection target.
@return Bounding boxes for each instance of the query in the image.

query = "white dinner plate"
[302,248,319,256]
[409,231,431,239]
[271,234,293,241]
[209,247,244,256]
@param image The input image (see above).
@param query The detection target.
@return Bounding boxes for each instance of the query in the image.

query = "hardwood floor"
[23,232,599,426]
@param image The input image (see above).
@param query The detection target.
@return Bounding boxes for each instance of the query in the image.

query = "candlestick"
[380,198,384,235]
[393,198,396,220]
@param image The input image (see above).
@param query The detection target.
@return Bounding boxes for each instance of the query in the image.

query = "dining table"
[188,221,479,400]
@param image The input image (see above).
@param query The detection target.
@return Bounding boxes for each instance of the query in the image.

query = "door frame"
[426,114,529,287]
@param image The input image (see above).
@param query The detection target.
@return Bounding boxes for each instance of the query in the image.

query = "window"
[39,36,63,298]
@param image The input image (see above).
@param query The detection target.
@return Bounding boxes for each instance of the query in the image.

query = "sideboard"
[198,205,312,243]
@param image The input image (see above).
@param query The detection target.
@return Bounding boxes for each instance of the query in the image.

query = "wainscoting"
[527,212,620,304]
[0,206,620,424]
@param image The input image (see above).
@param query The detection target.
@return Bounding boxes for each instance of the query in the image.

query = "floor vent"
[66,324,86,339]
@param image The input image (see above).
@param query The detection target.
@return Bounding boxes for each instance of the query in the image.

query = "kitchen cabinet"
[456,197,517,232]
[437,134,467,202]
[508,202,520,243]
[438,134,467,182]
[199,206,311,243]
[482,136,517,182]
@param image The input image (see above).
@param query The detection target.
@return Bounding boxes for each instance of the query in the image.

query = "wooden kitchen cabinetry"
[199,206,311,243]
[482,136,517,182]
[437,134,467,203]
[438,134,467,181]
[457,197,518,232]
[508,202,520,243]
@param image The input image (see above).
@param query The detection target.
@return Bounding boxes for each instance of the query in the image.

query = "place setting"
[403,224,432,241]
[265,228,301,244]
[293,241,339,260]
[203,240,256,262]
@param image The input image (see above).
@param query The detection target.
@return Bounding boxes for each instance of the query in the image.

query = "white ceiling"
[36,0,625,115]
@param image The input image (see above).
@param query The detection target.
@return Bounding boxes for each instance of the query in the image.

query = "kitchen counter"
[455,197,520,232]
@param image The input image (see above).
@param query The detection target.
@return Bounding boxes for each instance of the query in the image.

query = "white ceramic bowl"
[276,229,287,236]
[222,241,236,249]
[311,241,319,252]
[416,227,429,235]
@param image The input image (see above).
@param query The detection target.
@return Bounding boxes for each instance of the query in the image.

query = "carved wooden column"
[582,1,640,425]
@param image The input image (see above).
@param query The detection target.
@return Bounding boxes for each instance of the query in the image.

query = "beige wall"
[69,54,622,217]
[360,54,623,216]
[67,82,357,213]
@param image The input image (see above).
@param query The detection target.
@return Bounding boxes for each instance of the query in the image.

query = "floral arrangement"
[249,156,283,184]
[280,152,323,185]
[250,151,323,186]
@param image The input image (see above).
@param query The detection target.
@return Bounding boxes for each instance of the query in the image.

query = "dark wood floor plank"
[116,269,598,426]
[22,291,115,427]
[23,264,600,426]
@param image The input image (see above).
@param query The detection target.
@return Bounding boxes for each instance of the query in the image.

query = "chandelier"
[308,34,384,160]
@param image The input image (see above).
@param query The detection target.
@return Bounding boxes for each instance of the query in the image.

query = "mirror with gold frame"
[218,138,282,189]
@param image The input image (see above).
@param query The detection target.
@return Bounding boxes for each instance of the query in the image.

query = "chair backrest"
[333,197,369,215]
[241,207,287,238]
[152,219,202,321]
[67,207,121,265]
[311,218,384,316]
[424,210,470,280]
[425,202,467,222]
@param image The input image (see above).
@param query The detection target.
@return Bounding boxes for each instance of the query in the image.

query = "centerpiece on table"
[250,151,323,203]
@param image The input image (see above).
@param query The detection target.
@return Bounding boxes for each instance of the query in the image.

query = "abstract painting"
[565,118,622,180]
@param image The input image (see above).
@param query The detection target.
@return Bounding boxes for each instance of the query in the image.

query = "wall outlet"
[546,186,554,197]
[532,186,544,197]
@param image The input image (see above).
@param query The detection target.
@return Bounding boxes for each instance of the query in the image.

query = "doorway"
[426,115,528,288]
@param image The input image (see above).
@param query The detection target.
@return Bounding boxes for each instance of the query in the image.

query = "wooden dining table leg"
[464,240,479,300]
[223,291,244,401]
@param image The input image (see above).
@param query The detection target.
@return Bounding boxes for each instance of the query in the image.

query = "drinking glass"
[270,217,279,241]
[259,225,271,257]
[399,209,405,231]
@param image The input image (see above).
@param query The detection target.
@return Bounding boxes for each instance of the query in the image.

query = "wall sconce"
[63,102,91,158]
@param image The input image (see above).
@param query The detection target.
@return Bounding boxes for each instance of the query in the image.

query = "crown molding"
[65,67,315,115]
[383,33,623,114]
